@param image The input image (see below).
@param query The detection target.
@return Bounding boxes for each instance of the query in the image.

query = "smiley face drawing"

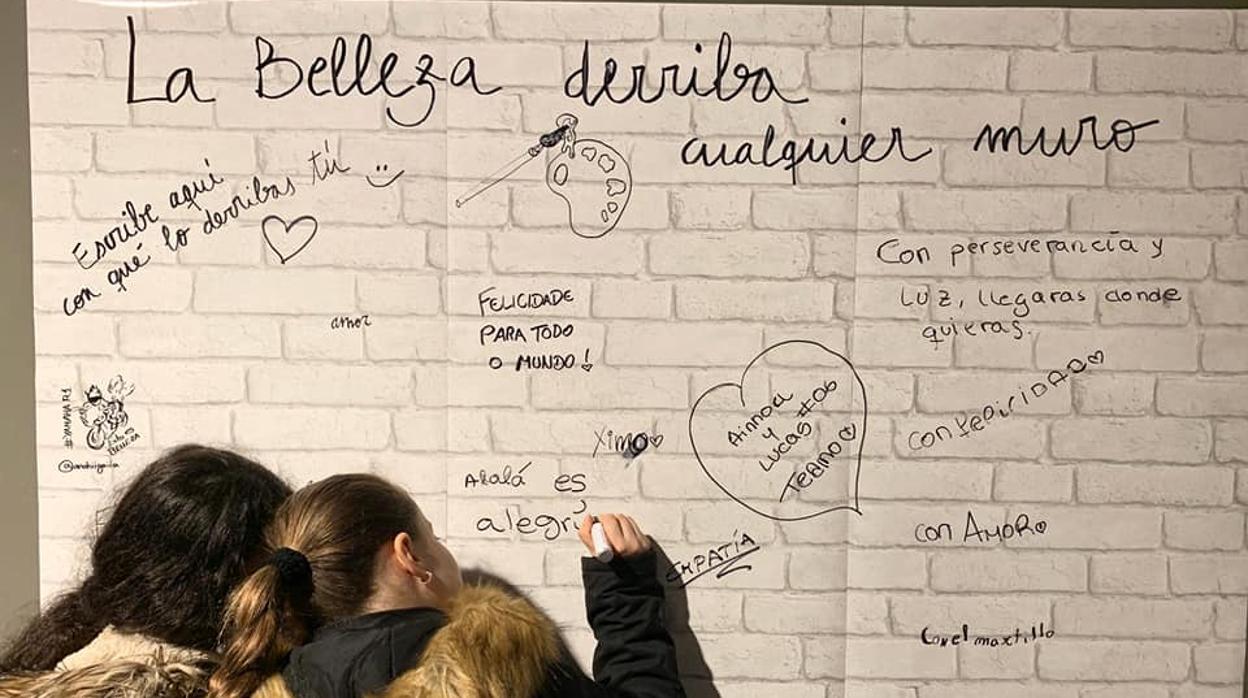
[366,163,404,188]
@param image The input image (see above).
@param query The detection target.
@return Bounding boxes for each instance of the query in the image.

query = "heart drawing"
[262,214,319,264]
[688,340,868,522]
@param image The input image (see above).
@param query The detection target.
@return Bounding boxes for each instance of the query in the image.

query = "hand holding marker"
[579,513,652,562]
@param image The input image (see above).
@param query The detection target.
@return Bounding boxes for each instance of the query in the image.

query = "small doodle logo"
[79,375,140,456]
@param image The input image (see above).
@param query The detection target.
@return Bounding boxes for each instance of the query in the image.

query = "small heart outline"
[262,214,319,265]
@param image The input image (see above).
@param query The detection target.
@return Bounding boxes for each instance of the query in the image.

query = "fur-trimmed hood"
[258,583,561,698]
[0,627,211,698]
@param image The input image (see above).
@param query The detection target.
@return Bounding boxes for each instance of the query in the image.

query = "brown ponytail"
[209,562,314,698]
[209,474,424,698]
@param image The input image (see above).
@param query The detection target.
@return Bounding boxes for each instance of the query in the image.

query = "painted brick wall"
[26,2,1248,697]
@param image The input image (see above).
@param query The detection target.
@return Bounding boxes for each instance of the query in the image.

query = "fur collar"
[259,583,560,698]
[0,628,210,698]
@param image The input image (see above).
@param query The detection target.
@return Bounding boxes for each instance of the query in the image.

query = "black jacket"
[260,550,684,698]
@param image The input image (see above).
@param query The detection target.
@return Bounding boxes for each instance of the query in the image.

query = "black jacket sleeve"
[548,548,685,698]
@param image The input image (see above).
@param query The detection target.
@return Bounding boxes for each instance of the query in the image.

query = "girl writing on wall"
[209,473,685,698]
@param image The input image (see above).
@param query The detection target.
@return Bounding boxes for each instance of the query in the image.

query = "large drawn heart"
[688,340,868,521]
[262,214,319,264]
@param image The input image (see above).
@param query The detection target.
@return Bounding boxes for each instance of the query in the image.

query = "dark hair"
[210,474,422,698]
[0,445,291,672]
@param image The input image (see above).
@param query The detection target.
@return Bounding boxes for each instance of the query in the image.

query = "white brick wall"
[26,2,1247,696]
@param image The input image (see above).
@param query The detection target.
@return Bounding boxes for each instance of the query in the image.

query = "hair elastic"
[270,547,313,591]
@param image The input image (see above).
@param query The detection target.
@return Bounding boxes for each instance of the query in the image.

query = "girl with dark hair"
[0,444,292,697]
[209,473,684,698]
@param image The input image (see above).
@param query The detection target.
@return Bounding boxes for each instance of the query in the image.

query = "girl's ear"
[391,532,425,578]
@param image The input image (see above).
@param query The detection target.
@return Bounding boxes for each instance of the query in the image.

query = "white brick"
[228,2,388,33]
[1165,511,1244,551]
[676,281,835,322]
[859,460,992,501]
[365,319,447,362]
[499,4,658,39]
[908,9,1063,46]
[1009,52,1092,92]
[1054,598,1212,639]
[493,234,642,275]
[1038,641,1190,681]
[1108,144,1189,189]
[195,270,354,314]
[1218,421,1248,463]
[605,322,760,367]
[148,406,231,449]
[931,551,1086,591]
[789,548,847,591]
[744,594,852,634]
[590,279,671,319]
[921,683,1074,698]
[1215,598,1247,640]
[30,130,92,173]
[145,3,227,32]
[1073,375,1154,416]
[664,5,825,43]
[651,233,809,278]
[30,79,129,126]
[846,550,927,589]
[1036,328,1197,371]
[119,316,280,358]
[1159,378,1248,416]
[1090,553,1169,595]
[1072,193,1235,235]
[531,368,686,409]
[357,274,440,315]
[1171,554,1248,594]
[1079,465,1233,506]
[1194,644,1245,683]
[846,639,956,679]
[393,2,490,38]
[1188,102,1248,142]
[29,0,127,30]
[248,365,412,406]
[863,49,1007,90]
[284,318,363,361]
[693,634,801,680]
[905,190,1065,232]
[1070,10,1233,49]
[753,189,860,230]
[994,463,1072,502]
[1194,145,1248,189]
[829,7,906,46]
[234,406,389,450]
[671,189,749,229]
[27,33,103,75]
[945,147,1105,187]
[1053,418,1211,464]
[1204,331,1248,372]
[1198,284,1248,324]
[1098,52,1248,96]
[79,360,243,404]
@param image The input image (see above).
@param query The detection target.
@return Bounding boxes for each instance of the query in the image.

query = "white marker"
[590,518,614,563]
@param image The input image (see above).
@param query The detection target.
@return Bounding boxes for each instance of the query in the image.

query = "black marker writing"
[254,34,499,129]
[566,32,805,107]
[682,123,931,185]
